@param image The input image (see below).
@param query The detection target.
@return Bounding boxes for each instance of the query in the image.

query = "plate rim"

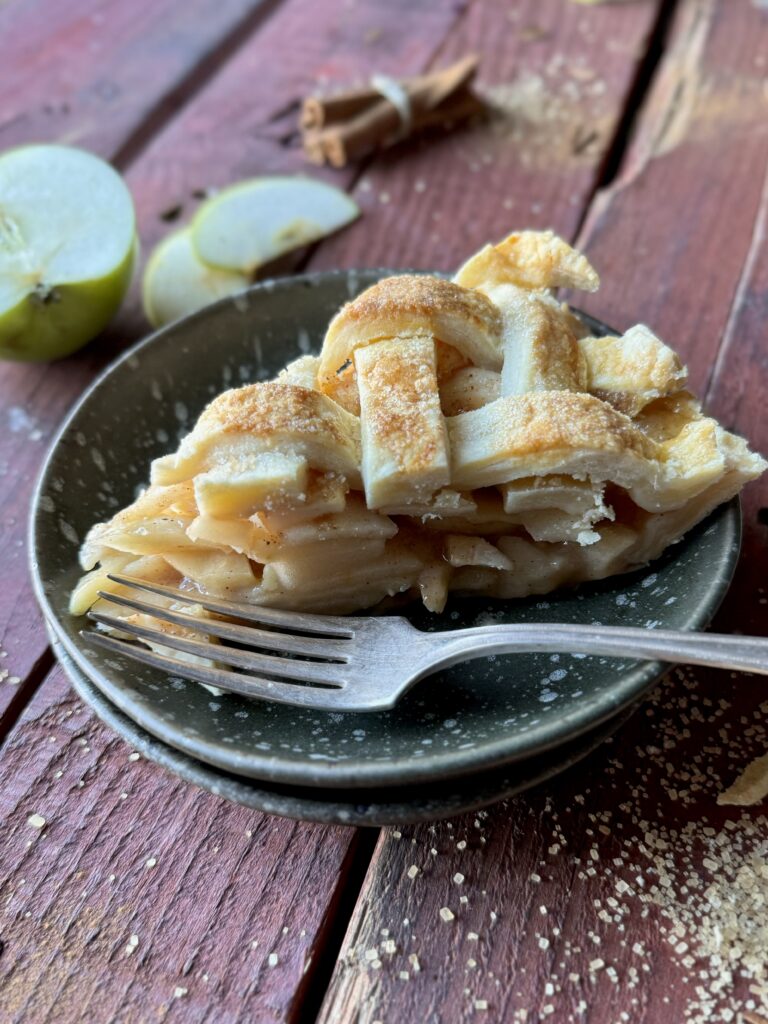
[30,270,743,789]
[49,625,638,827]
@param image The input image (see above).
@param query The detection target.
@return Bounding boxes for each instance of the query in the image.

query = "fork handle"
[421,623,768,677]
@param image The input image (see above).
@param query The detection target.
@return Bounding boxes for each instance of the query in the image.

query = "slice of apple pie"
[71,230,766,624]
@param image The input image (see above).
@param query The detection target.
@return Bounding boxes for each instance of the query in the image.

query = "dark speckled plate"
[50,626,635,826]
[31,272,742,791]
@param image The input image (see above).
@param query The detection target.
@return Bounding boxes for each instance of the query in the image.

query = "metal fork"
[81,574,768,712]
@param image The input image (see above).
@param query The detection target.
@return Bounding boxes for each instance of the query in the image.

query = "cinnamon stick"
[304,88,485,168]
[300,54,483,167]
[301,88,378,131]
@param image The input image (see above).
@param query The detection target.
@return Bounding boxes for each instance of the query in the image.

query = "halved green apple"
[190,176,359,274]
[142,228,249,329]
[0,144,136,361]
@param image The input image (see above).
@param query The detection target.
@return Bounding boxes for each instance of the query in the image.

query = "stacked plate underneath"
[31,274,740,825]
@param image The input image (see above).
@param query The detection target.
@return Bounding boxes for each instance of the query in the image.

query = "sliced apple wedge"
[142,228,249,328]
[0,144,136,361]
[190,177,359,274]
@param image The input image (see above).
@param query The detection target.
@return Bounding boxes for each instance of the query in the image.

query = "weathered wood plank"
[6,0,767,1019]
[310,0,662,273]
[122,0,465,259]
[0,0,466,715]
[0,0,271,157]
[580,0,768,644]
[0,664,362,1023]
[318,663,768,1024]
[318,3,768,1022]
[0,0,272,716]
[577,0,768,392]
[701,140,768,641]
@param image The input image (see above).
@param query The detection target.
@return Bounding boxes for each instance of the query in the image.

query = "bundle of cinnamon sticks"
[300,55,483,168]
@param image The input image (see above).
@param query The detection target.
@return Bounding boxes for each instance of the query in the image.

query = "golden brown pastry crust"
[356,335,450,507]
[454,230,600,292]
[318,274,503,404]
[494,286,586,394]
[152,381,362,488]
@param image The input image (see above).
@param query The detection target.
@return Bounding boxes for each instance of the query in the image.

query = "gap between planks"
[572,0,680,240]
[0,648,54,748]
[290,828,380,1024]
[110,0,287,170]
[703,148,768,407]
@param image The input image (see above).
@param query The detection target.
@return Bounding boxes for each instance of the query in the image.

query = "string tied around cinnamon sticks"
[300,54,484,168]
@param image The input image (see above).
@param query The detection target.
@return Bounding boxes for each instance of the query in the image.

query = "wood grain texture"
[0,665,362,1023]
[0,0,468,715]
[4,1,768,1021]
[0,0,271,157]
[579,0,768,639]
[318,3,768,1022]
[576,0,768,393]
[701,126,768,642]
[318,662,768,1024]
[0,0,272,715]
[309,0,662,273]
[122,0,466,259]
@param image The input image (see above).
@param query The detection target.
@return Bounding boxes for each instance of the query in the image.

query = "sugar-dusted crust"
[491,284,586,394]
[318,274,503,406]
[447,390,741,513]
[454,230,600,293]
[151,381,362,488]
[196,381,349,441]
[356,335,450,507]
[580,324,687,416]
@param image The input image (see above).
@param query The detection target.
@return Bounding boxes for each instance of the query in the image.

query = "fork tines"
[105,574,355,637]
[80,575,356,711]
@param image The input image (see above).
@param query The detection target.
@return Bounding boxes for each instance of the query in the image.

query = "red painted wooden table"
[2,2,768,1021]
